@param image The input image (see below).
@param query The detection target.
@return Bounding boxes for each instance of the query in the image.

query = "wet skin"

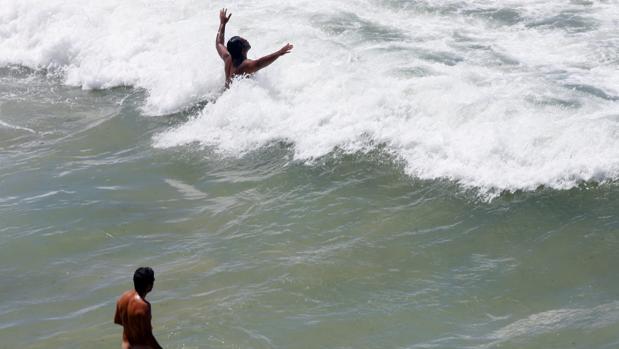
[114,285,162,349]
[215,8,293,86]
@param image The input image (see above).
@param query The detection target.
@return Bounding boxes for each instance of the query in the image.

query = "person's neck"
[135,290,147,300]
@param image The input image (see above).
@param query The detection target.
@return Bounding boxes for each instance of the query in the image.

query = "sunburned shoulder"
[117,290,135,303]
[128,295,150,311]
[117,291,148,308]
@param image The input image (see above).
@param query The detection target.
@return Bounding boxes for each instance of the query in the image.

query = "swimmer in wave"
[216,8,293,87]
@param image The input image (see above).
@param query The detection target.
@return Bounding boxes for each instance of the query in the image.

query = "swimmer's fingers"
[279,43,294,55]
[220,8,231,23]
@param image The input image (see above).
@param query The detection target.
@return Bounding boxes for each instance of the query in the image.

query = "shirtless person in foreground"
[114,267,162,349]
[216,8,293,87]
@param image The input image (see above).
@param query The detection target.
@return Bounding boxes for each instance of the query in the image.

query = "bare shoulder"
[117,290,134,304]
[238,59,258,74]
[128,295,150,315]
[224,55,232,67]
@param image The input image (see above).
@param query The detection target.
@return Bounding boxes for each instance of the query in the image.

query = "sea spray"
[1,0,618,195]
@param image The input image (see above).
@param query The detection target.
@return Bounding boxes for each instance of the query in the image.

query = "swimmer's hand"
[219,8,232,24]
[278,43,294,55]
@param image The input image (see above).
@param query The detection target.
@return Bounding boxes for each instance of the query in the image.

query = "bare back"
[114,290,159,349]
[224,57,257,85]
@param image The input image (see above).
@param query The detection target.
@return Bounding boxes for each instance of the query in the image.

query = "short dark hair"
[133,267,155,293]
[227,36,249,67]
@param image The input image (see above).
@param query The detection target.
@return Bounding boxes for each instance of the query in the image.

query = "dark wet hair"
[227,36,250,67]
[133,267,154,294]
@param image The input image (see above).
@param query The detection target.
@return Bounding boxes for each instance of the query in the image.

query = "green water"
[1,72,619,349]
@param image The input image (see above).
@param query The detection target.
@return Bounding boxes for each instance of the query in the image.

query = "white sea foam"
[1,0,618,196]
[0,0,223,115]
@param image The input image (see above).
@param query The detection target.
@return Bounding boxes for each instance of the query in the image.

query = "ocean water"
[1,0,618,348]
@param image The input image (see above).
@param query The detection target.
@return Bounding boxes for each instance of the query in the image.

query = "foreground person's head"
[227,36,251,66]
[133,267,155,296]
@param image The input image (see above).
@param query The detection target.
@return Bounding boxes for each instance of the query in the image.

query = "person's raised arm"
[215,8,232,60]
[244,43,293,74]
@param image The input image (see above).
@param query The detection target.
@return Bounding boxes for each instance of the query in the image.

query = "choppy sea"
[1,1,618,348]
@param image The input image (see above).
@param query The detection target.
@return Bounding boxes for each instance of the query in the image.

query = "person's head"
[227,36,251,67]
[133,267,155,295]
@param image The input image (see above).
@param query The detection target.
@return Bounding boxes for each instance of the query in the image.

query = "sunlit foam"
[1,0,618,197]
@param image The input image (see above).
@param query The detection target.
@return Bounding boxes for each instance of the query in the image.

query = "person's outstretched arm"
[215,8,232,60]
[244,43,293,74]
